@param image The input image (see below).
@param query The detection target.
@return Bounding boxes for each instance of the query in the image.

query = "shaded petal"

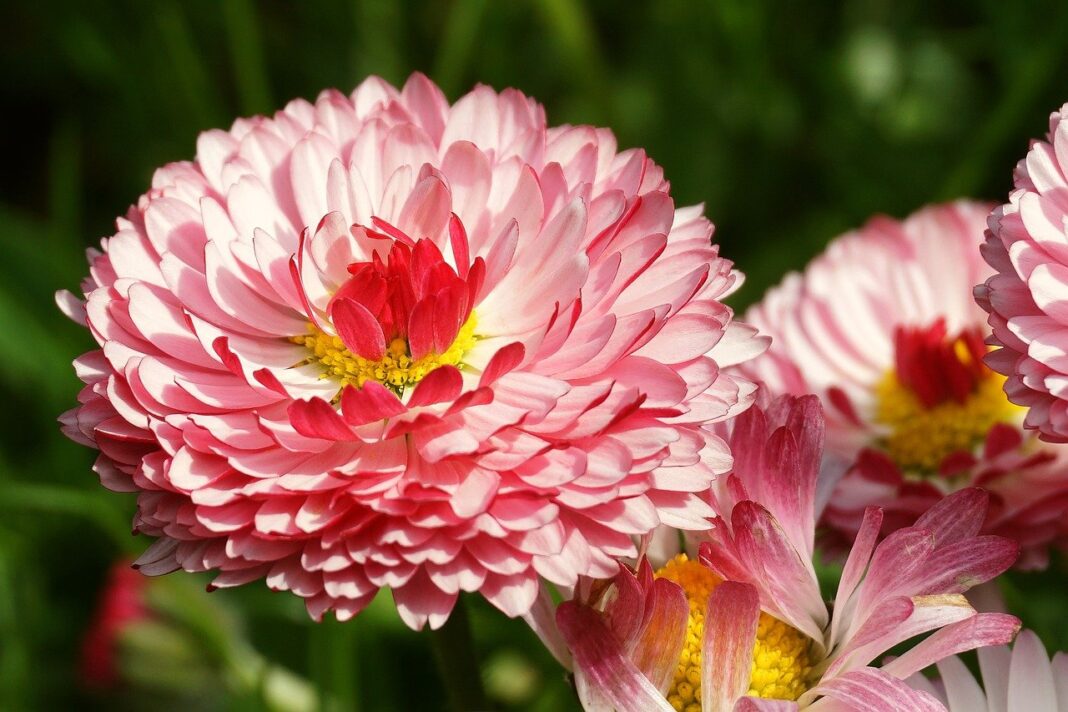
[556,601,675,712]
[702,581,759,712]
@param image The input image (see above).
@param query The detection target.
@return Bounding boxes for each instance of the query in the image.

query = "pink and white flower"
[742,202,1068,568]
[550,396,1020,711]
[908,630,1068,711]
[57,73,762,629]
[977,103,1068,444]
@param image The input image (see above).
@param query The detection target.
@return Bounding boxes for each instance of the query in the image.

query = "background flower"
[741,202,1068,568]
[908,629,1068,711]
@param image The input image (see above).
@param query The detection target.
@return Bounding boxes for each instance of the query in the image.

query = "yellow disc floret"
[655,555,812,710]
[291,313,478,395]
[874,369,1021,472]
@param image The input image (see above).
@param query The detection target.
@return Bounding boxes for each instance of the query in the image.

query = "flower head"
[552,396,1021,711]
[977,103,1068,445]
[908,630,1068,711]
[742,202,1068,568]
[57,74,761,628]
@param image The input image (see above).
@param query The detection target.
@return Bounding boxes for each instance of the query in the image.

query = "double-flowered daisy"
[58,74,763,628]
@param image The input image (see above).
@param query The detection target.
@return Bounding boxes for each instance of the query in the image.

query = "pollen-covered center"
[291,232,483,396]
[291,314,477,392]
[874,319,1022,472]
[655,555,813,710]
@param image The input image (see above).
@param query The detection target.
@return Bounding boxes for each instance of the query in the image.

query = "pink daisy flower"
[741,202,1068,568]
[977,103,1068,443]
[550,396,1020,711]
[909,630,1068,711]
[57,73,763,629]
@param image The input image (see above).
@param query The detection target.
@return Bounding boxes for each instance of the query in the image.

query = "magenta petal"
[915,535,1019,595]
[731,502,826,641]
[331,297,386,360]
[812,668,947,712]
[880,612,1021,679]
[630,578,689,694]
[556,602,675,712]
[606,562,647,646]
[288,397,355,440]
[703,581,760,712]
[912,488,989,547]
[407,365,463,408]
[340,382,406,426]
[479,342,526,387]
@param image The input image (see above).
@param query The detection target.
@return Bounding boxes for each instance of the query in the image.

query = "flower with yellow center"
[655,555,813,711]
[873,322,1023,472]
[874,369,1020,472]
[291,314,478,397]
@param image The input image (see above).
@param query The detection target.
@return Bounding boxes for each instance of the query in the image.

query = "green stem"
[428,597,486,712]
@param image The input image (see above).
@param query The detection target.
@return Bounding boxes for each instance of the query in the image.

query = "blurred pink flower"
[80,561,148,690]
[978,103,1068,444]
[550,396,1020,711]
[741,202,1068,568]
[57,74,762,629]
[908,630,1068,711]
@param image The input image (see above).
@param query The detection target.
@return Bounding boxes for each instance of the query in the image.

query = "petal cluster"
[978,103,1068,443]
[57,74,762,628]
[741,202,1068,567]
[548,396,1020,711]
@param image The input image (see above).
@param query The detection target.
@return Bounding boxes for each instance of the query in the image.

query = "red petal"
[331,298,386,360]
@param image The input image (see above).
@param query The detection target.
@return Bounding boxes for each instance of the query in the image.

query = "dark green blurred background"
[3,1,1068,709]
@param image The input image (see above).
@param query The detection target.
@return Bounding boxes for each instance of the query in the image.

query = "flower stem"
[428,596,486,711]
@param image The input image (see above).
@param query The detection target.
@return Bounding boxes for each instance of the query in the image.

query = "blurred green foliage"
[2,0,1068,709]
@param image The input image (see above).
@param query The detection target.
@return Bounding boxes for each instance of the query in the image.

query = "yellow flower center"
[873,365,1020,473]
[290,314,478,396]
[655,555,813,711]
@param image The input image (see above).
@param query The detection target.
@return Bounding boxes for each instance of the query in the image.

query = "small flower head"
[742,202,1068,568]
[551,396,1021,711]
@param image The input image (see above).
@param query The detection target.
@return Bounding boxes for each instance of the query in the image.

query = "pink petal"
[1007,630,1058,712]
[556,601,675,712]
[407,365,463,408]
[331,297,386,360]
[880,613,1021,679]
[340,381,407,426]
[288,397,354,440]
[702,581,760,712]
[933,655,986,712]
[811,668,947,712]
[631,577,689,694]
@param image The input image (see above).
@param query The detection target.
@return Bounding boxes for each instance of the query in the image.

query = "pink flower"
[80,561,149,689]
[977,103,1068,444]
[908,630,1068,711]
[57,74,762,629]
[741,202,1068,569]
[550,396,1020,711]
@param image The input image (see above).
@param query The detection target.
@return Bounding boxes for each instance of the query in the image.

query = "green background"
[2,0,1068,709]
